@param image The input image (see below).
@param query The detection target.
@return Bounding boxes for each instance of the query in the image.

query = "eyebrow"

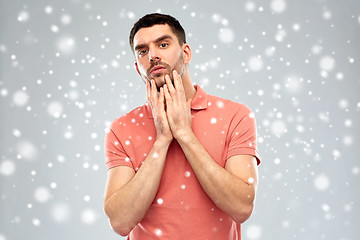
[134,35,174,52]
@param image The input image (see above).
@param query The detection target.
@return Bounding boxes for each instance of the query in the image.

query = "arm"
[104,139,170,236]
[176,133,258,223]
[163,70,258,223]
[104,80,173,236]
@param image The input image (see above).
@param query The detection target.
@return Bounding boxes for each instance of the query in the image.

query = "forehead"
[133,24,177,47]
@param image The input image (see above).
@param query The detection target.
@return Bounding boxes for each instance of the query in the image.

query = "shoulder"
[206,93,253,118]
[109,103,149,130]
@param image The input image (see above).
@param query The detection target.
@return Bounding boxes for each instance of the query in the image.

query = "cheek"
[139,65,147,74]
[137,61,148,73]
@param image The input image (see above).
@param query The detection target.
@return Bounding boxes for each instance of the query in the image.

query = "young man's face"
[133,24,187,90]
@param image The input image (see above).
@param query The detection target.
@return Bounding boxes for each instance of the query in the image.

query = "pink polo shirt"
[104,85,260,240]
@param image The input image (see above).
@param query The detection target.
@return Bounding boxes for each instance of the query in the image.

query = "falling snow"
[32,218,41,227]
[0,160,16,176]
[319,56,335,72]
[81,208,97,224]
[244,1,257,12]
[16,140,38,160]
[248,56,264,72]
[47,101,63,118]
[0,1,359,240]
[270,0,287,14]
[12,90,29,107]
[56,36,76,55]
[157,198,164,205]
[154,228,163,236]
[314,174,330,191]
[17,11,29,22]
[218,28,235,44]
[246,225,262,239]
[51,203,70,222]
[60,14,72,25]
[34,187,51,203]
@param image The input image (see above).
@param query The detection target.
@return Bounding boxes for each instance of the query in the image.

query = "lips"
[150,66,166,74]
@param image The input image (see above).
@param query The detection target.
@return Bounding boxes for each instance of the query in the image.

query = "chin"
[152,74,168,86]
[156,80,166,90]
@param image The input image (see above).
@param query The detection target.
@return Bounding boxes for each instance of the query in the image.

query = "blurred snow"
[244,1,256,12]
[314,174,330,191]
[319,56,335,72]
[60,14,72,25]
[270,0,287,13]
[17,11,29,22]
[0,160,16,176]
[12,90,29,107]
[47,101,63,118]
[284,76,302,94]
[155,228,163,236]
[210,117,217,124]
[81,208,97,224]
[32,218,41,227]
[247,56,264,72]
[51,203,70,222]
[34,187,51,203]
[0,0,359,240]
[219,28,235,44]
[56,36,76,55]
[246,224,262,239]
[44,6,53,14]
[16,140,38,161]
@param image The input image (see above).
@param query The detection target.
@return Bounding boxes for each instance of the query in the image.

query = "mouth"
[150,66,166,75]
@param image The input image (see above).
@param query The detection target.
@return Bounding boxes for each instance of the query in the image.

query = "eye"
[138,49,148,56]
[159,43,168,48]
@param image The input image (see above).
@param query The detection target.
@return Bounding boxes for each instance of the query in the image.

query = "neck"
[181,69,196,101]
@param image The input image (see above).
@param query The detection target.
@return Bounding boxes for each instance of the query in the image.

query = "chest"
[120,110,231,171]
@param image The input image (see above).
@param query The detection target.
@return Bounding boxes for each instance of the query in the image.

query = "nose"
[150,56,160,62]
[149,47,161,62]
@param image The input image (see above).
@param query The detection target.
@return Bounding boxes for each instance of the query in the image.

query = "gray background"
[1,0,359,239]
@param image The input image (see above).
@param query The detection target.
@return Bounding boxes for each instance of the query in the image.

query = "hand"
[146,79,173,144]
[163,70,193,140]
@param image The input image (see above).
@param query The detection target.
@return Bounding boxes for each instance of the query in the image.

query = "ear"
[182,43,192,65]
[134,61,141,76]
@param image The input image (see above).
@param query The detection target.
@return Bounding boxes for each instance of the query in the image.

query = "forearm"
[176,132,256,223]
[104,139,170,235]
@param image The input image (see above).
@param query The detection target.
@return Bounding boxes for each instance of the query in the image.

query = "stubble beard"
[141,54,185,92]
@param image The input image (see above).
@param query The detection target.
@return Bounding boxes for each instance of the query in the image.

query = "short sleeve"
[226,104,261,165]
[104,121,134,170]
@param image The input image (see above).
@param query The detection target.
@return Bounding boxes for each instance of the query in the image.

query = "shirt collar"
[191,85,208,110]
[145,84,208,118]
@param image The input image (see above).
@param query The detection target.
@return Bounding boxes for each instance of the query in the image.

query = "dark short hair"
[129,13,186,53]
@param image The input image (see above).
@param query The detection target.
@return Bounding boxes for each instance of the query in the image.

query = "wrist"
[155,136,172,147]
[174,128,194,143]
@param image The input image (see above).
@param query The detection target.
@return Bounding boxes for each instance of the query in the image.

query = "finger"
[172,70,183,91]
[172,70,187,104]
[158,87,165,109]
[165,74,176,94]
[146,80,151,101]
[163,84,172,103]
[150,79,158,104]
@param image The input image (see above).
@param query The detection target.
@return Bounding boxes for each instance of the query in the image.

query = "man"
[103,13,260,240]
